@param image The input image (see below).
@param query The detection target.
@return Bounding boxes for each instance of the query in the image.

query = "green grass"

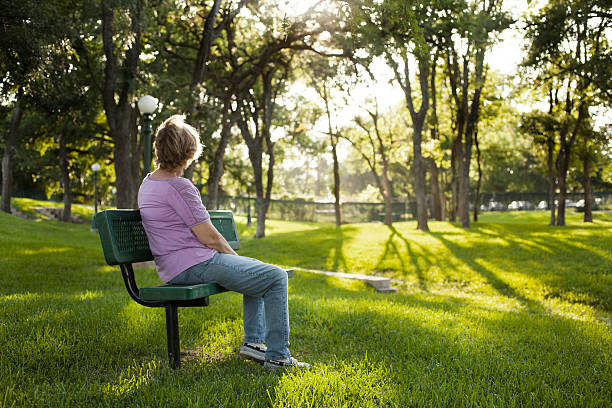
[1,203,611,407]
[11,197,111,222]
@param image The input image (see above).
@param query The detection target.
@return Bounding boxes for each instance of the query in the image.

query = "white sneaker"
[264,357,311,370]
[239,343,267,363]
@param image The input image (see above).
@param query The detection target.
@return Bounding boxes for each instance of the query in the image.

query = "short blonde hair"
[153,115,202,170]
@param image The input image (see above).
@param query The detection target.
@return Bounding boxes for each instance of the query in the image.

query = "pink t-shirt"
[138,175,217,282]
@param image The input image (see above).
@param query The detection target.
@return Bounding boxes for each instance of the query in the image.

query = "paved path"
[295,267,397,293]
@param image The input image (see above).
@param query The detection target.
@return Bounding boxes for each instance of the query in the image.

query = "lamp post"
[90,163,101,232]
[137,95,159,175]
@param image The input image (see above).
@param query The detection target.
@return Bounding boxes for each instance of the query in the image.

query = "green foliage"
[1,207,612,406]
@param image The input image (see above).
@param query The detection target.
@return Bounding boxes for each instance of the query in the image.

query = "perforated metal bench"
[94,209,290,368]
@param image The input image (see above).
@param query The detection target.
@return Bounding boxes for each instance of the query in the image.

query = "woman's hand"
[191,221,238,255]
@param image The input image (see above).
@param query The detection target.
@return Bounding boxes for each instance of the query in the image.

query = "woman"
[138,115,309,369]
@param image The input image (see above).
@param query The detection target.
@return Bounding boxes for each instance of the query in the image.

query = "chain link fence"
[474,191,612,212]
[202,191,612,224]
[201,195,414,223]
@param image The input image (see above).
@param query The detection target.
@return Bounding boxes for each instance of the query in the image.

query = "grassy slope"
[0,206,611,407]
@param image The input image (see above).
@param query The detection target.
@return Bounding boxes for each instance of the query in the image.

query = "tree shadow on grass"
[375,225,428,290]
[468,222,612,312]
[429,230,544,313]
[239,223,354,273]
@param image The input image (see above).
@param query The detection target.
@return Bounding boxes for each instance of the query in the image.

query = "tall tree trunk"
[582,152,593,223]
[457,148,469,227]
[331,137,342,226]
[1,95,22,214]
[473,130,482,222]
[556,156,568,226]
[449,137,461,222]
[382,161,393,226]
[459,48,485,229]
[237,70,278,239]
[101,1,143,209]
[206,105,236,210]
[183,0,248,182]
[395,53,429,231]
[556,103,586,226]
[187,0,223,117]
[323,84,342,226]
[111,108,140,208]
[58,129,72,222]
[429,159,442,221]
[547,136,556,225]
[429,56,442,221]
[412,123,428,231]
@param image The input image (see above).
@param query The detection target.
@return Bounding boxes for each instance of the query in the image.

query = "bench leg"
[165,304,180,369]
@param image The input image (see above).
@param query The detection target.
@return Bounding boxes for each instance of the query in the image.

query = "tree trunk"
[412,126,428,231]
[556,158,568,226]
[459,48,485,229]
[187,0,223,117]
[399,54,429,231]
[582,152,593,222]
[547,136,556,225]
[1,96,22,214]
[382,162,393,226]
[556,103,586,226]
[449,138,460,222]
[237,69,278,239]
[101,1,143,209]
[323,84,342,226]
[331,136,342,226]
[429,52,442,221]
[473,130,482,223]
[206,107,236,210]
[457,148,470,228]
[430,159,442,221]
[112,108,140,208]
[58,129,72,222]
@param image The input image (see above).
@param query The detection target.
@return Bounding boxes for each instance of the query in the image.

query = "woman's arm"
[191,220,238,255]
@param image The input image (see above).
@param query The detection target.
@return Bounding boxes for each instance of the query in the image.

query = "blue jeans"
[169,252,291,361]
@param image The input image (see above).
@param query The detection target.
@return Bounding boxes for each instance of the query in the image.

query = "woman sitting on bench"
[137,114,309,370]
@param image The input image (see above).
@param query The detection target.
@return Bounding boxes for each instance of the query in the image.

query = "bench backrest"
[95,209,241,266]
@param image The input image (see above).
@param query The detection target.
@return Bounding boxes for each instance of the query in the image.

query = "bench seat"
[140,283,228,301]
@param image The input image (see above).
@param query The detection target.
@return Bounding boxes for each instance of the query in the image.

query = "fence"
[474,191,612,212]
[203,191,612,224]
[201,195,414,223]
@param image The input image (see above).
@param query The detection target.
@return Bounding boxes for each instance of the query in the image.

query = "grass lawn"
[1,200,611,407]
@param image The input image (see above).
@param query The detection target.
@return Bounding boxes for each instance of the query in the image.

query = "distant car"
[488,201,505,211]
[537,200,548,210]
[522,201,535,210]
[508,200,534,210]
[565,200,577,208]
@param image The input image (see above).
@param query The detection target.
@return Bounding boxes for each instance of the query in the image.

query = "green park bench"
[94,209,291,369]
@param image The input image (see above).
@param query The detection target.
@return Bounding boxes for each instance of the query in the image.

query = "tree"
[156,0,251,181]
[73,0,157,208]
[523,0,611,225]
[440,0,510,228]
[341,102,403,226]
[520,105,559,225]
[359,0,433,231]
[0,0,62,213]
[305,56,347,226]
